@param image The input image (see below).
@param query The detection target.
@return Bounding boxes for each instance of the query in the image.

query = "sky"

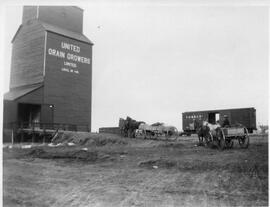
[0,1,269,132]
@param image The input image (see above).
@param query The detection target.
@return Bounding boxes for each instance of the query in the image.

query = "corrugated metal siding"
[10,21,45,88]
[44,32,92,130]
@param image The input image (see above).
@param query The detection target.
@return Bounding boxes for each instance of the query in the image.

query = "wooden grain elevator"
[3,6,93,141]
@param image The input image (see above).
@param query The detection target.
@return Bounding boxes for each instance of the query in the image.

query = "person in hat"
[222,115,230,127]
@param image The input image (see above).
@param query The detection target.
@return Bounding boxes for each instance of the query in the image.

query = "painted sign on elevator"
[47,38,91,74]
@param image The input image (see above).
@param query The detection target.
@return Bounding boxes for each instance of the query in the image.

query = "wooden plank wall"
[10,20,45,89]
[16,87,44,104]
[22,6,37,24]
[44,32,92,131]
[38,6,83,33]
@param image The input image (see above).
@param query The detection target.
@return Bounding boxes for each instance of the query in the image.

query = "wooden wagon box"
[222,127,245,136]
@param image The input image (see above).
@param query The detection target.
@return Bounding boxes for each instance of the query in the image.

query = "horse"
[197,121,220,146]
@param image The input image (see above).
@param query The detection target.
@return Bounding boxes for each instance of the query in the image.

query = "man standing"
[222,115,230,127]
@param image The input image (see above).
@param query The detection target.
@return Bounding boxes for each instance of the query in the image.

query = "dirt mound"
[51,132,90,144]
[26,148,112,162]
[90,136,127,146]
[138,159,177,169]
[51,132,127,146]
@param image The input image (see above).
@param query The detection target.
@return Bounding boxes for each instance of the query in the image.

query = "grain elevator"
[3,6,93,140]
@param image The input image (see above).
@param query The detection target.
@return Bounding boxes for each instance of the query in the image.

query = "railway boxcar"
[182,107,256,134]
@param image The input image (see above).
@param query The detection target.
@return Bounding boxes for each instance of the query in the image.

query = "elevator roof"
[4,84,43,101]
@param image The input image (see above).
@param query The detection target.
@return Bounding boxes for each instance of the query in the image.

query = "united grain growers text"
[48,42,90,73]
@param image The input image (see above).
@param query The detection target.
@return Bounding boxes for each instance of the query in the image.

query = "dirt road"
[3,134,268,207]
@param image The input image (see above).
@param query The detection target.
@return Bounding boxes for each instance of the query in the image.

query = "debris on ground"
[138,159,177,169]
[21,145,32,149]
[48,143,63,147]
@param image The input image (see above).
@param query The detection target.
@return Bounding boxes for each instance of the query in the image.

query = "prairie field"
[3,133,268,207]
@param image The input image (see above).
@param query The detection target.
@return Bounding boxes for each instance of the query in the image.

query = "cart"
[203,126,249,150]
[137,123,178,140]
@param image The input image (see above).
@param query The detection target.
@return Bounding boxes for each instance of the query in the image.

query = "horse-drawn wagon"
[119,117,178,139]
[137,123,178,139]
[199,125,249,149]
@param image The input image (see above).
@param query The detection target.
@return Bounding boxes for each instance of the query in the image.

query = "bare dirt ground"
[3,133,268,207]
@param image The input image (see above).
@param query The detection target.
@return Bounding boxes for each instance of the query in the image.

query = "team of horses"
[119,117,177,139]
[197,121,222,147]
[119,117,248,149]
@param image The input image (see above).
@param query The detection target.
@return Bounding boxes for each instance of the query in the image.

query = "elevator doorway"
[18,103,41,127]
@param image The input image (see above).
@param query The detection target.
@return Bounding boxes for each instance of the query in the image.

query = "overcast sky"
[0,1,269,131]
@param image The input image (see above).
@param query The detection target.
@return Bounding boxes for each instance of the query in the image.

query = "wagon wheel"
[238,127,249,149]
[216,128,226,150]
[165,131,170,139]
[171,129,179,141]
[165,131,171,138]
[171,131,179,141]
[165,130,174,140]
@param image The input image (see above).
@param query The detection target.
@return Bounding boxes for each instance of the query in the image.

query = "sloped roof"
[12,20,93,45]
[4,83,43,101]
[40,21,93,44]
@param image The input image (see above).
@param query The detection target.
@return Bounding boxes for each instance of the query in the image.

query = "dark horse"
[197,124,233,149]
[196,124,211,146]
[120,116,144,138]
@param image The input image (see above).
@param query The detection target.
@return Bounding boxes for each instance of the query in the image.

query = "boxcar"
[182,107,256,134]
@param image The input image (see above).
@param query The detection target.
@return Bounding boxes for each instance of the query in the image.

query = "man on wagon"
[222,115,230,127]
